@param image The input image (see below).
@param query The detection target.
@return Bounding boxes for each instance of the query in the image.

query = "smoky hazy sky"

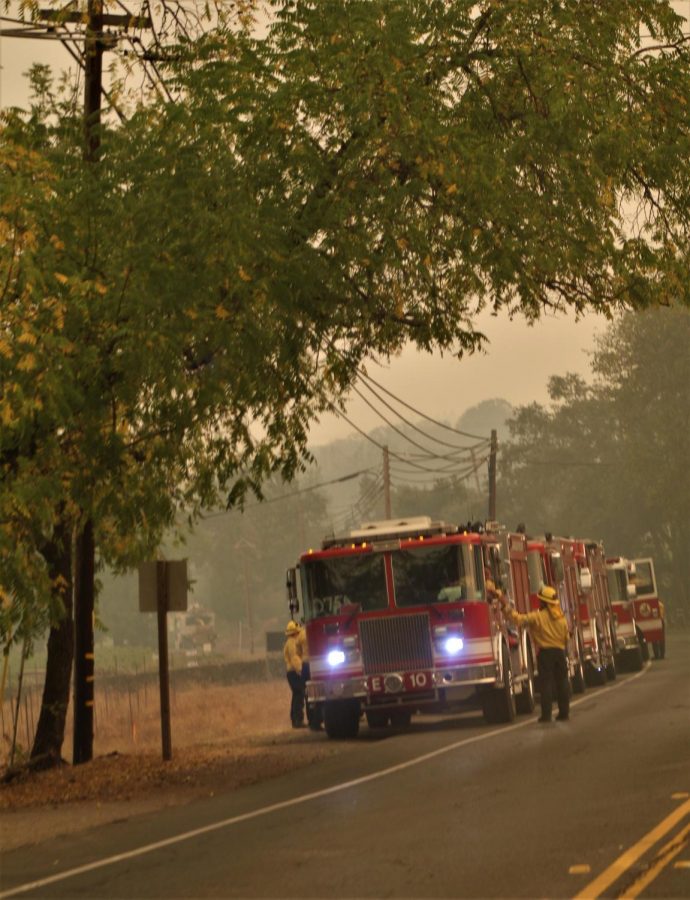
[307,311,606,446]
[3,4,687,448]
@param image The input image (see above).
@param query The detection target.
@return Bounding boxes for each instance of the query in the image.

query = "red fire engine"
[286,517,534,738]
[605,556,644,671]
[481,526,537,714]
[576,540,618,682]
[629,557,665,660]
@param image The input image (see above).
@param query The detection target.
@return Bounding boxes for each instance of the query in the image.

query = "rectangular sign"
[367,670,433,694]
[138,560,188,612]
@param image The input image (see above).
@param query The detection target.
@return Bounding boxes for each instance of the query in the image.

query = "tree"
[499,306,690,620]
[3,0,690,766]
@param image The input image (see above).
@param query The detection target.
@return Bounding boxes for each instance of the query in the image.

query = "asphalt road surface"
[2,633,689,899]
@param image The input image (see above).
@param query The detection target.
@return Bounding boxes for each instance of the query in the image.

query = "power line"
[519,459,615,467]
[330,483,385,534]
[199,466,376,520]
[396,455,488,483]
[326,404,478,474]
[348,381,486,461]
[318,337,491,444]
[390,449,491,476]
[356,366,489,441]
[353,376,489,454]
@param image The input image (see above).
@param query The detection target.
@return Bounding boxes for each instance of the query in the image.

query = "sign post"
[156,561,172,761]
[139,560,187,761]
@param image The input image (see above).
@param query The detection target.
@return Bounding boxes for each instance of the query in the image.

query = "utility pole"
[383,445,392,519]
[72,0,103,768]
[83,0,105,162]
[156,562,172,761]
[488,429,498,522]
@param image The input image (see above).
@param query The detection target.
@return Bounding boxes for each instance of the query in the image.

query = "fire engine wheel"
[389,709,412,728]
[365,709,389,729]
[637,630,650,662]
[605,657,617,681]
[324,699,361,739]
[652,635,666,660]
[625,645,644,672]
[571,657,586,694]
[481,646,516,725]
[515,651,535,715]
[585,663,607,687]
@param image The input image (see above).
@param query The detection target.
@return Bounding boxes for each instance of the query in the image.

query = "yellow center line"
[620,823,689,899]
[573,798,690,899]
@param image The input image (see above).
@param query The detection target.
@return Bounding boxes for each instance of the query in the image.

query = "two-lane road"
[2,633,689,898]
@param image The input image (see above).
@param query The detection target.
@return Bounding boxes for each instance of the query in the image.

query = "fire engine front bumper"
[306,663,499,704]
[616,634,640,651]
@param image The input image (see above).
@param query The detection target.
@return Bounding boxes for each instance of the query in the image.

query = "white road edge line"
[0,663,651,898]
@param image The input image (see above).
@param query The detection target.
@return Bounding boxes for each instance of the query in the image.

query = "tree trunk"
[31,521,73,766]
[73,519,95,765]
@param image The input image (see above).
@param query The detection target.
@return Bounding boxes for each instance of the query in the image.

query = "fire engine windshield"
[392,543,482,607]
[300,554,388,619]
[631,562,654,596]
[607,569,628,602]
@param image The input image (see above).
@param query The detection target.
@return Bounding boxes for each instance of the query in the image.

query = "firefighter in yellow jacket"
[296,625,322,730]
[500,585,570,723]
[283,621,305,728]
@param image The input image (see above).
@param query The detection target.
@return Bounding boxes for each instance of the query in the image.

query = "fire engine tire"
[481,646,516,724]
[389,709,412,728]
[652,639,665,660]
[585,664,607,687]
[605,658,617,681]
[571,659,586,694]
[625,646,644,672]
[324,699,361,739]
[638,631,650,662]
[365,710,389,729]
[515,652,536,715]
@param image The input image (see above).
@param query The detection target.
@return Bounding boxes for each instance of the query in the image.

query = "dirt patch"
[1,679,342,851]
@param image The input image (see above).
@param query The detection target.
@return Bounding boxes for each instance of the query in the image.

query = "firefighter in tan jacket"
[296,625,322,730]
[283,621,305,728]
[501,585,570,723]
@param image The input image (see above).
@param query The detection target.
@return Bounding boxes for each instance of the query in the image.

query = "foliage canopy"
[2,0,690,638]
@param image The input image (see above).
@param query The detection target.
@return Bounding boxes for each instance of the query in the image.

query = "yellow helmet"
[285,621,301,635]
[538,586,559,605]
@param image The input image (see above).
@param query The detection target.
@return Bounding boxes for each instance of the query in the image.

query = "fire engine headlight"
[327,649,346,668]
[444,636,464,655]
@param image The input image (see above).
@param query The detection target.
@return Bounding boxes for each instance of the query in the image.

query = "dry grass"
[2,676,292,765]
[0,677,340,821]
[90,678,292,755]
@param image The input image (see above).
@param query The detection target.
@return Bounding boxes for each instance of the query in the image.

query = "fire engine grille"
[359,614,433,675]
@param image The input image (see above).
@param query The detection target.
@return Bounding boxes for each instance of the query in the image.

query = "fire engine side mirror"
[286,567,299,614]
[579,568,592,590]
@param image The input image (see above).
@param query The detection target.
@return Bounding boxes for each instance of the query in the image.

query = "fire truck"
[286,517,534,738]
[605,557,644,671]
[525,537,589,694]
[629,557,665,660]
[572,540,617,683]
[481,526,536,715]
